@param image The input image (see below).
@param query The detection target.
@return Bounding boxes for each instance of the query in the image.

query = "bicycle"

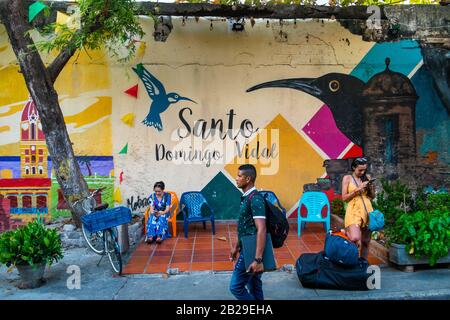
[73,188,107,255]
[74,188,125,275]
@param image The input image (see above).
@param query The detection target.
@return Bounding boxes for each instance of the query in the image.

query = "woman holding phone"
[341,157,376,259]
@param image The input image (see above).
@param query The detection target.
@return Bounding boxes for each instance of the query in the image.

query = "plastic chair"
[259,190,287,216]
[179,191,215,238]
[297,191,330,237]
[144,191,179,238]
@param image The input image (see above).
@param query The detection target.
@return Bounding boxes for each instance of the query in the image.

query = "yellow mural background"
[0,26,113,156]
[225,114,326,213]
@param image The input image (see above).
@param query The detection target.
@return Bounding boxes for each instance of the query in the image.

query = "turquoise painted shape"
[412,66,450,164]
[351,40,423,81]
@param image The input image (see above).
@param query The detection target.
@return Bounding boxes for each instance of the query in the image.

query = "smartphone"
[368,178,377,184]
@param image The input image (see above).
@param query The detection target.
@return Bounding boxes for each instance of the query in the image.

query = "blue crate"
[81,206,132,233]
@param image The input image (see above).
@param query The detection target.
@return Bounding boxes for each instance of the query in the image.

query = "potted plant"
[0,220,64,288]
[386,192,450,271]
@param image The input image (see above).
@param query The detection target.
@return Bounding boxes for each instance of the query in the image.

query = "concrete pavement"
[1,248,449,300]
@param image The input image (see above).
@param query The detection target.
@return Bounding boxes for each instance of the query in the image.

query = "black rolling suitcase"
[296,251,371,291]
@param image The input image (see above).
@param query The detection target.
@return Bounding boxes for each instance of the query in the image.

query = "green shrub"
[331,198,345,218]
[387,210,449,266]
[373,179,414,226]
[0,220,64,268]
[415,193,449,213]
[373,180,449,264]
[374,180,449,223]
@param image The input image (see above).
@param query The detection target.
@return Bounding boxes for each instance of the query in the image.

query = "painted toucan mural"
[247,72,367,147]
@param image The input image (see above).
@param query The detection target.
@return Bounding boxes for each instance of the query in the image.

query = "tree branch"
[47,45,78,84]
[47,8,108,83]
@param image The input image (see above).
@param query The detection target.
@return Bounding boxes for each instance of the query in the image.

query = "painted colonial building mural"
[0,99,51,226]
[1,17,448,230]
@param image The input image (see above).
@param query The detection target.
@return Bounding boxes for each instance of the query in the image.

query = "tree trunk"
[0,0,89,227]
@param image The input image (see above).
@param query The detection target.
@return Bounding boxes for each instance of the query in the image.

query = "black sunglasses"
[354,157,368,164]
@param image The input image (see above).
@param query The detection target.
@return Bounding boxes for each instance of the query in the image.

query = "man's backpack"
[248,190,289,248]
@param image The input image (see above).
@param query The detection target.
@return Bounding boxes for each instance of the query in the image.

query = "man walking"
[229,164,267,300]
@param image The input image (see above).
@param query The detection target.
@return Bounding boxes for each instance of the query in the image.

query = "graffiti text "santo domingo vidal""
[155,141,278,167]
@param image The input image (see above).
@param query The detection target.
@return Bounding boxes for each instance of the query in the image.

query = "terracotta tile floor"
[122,222,384,274]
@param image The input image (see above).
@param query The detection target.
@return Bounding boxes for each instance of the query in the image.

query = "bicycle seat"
[94,203,109,211]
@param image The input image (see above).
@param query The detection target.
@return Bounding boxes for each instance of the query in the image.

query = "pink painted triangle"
[124,85,138,98]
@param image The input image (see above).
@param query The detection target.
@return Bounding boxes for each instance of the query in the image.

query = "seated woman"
[145,181,172,244]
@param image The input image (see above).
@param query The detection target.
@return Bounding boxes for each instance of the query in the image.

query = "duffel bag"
[296,251,370,291]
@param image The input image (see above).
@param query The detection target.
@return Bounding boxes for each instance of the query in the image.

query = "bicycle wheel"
[81,224,105,255]
[104,227,122,275]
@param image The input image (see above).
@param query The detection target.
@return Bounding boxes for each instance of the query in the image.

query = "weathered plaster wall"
[0,17,448,228]
[112,17,374,219]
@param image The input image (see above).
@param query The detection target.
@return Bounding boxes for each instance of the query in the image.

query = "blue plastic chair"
[297,191,330,237]
[259,190,287,216]
[180,192,216,238]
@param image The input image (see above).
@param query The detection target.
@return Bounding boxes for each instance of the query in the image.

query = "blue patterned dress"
[146,192,172,240]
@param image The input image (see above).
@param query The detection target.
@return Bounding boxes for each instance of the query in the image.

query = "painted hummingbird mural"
[133,63,197,131]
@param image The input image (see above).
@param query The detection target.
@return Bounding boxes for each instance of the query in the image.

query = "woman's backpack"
[368,209,385,232]
[324,230,359,266]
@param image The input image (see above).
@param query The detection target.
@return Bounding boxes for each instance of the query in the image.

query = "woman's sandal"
[156,237,162,244]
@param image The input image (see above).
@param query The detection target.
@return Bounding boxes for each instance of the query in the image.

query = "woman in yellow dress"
[341,157,376,259]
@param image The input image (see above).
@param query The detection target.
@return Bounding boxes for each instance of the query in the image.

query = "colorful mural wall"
[1,17,449,229]
[0,25,115,230]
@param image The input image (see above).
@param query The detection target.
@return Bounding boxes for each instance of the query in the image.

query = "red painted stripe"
[0,178,51,188]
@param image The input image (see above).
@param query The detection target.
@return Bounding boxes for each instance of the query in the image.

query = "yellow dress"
[344,179,374,228]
